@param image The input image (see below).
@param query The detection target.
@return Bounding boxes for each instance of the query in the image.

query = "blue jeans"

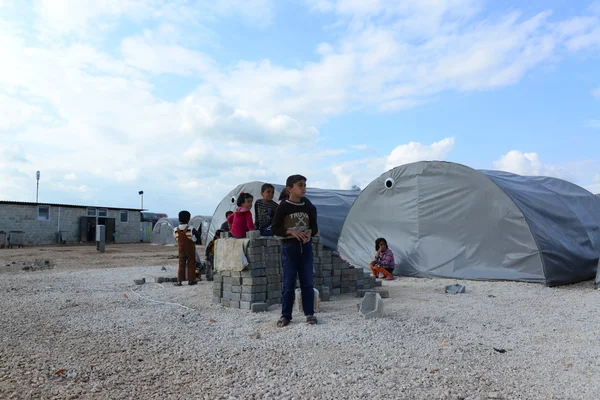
[281,241,314,320]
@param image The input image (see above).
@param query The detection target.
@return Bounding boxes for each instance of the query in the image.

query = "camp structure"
[337,161,600,287]
[150,217,179,245]
[207,181,360,250]
[190,215,212,245]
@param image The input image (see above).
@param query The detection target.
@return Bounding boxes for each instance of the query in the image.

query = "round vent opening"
[230,196,236,204]
[384,177,395,189]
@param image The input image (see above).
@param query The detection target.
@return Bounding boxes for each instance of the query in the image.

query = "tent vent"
[230,196,236,204]
[384,178,395,189]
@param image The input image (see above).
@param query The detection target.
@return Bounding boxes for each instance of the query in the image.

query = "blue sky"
[0,0,599,217]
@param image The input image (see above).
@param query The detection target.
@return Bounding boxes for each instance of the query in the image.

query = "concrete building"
[0,201,142,247]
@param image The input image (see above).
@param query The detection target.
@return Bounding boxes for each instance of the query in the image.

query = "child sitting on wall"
[254,183,278,236]
[227,192,255,238]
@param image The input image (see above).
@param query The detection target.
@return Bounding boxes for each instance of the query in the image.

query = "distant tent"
[190,215,212,245]
[338,161,600,287]
[207,181,360,249]
[151,218,179,245]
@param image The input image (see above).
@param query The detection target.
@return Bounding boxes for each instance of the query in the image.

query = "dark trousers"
[281,241,314,320]
[259,226,273,237]
[178,249,196,282]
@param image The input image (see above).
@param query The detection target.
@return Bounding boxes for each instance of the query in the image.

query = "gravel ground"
[0,245,599,399]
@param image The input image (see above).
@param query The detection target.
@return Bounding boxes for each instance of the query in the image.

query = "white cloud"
[330,137,456,189]
[593,88,600,98]
[386,137,455,170]
[493,150,567,178]
[64,173,77,181]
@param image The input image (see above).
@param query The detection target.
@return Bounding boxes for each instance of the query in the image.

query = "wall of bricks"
[212,236,380,311]
[0,204,142,246]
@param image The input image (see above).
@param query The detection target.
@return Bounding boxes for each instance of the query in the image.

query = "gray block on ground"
[267,290,281,299]
[220,270,232,277]
[445,284,466,294]
[134,278,145,285]
[267,275,281,284]
[241,268,266,277]
[268,298,281,306]
[213,274,223,283]
[359,292,384,319]
[239,301,251,310]
[251,302,269,313]
[231,285,242,293]
[331,288,341,295]
[356,289,389,298]
[212,296,221,304]
[220,298,230,307]
[241,285,267,293]
[224,277,242,285]
[267,282,282,291]
[294,288,320,313]
[229,300,240,309]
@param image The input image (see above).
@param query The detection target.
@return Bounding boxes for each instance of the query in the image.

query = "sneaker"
[173,281,182,287]
[384,275,394,281]
[188,280,197,286]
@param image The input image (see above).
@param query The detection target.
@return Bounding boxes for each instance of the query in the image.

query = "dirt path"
[0,243,205,272]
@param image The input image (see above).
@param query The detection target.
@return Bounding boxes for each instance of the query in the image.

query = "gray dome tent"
[338,161,600,287]
[190,215,212,245]
[207,181,360,249]
[151,217,180,245]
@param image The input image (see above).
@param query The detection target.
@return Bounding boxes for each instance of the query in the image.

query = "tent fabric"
[207,181,359,249]
[337,161,600,287]
[190,215,212,245]
[151,218,179,245]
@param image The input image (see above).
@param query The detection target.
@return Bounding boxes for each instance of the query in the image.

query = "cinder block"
[251,302,269,312]
[267,275,281,284]
[229,300,240,309]
[220,270,232,277]
[224,277,242,285]
[265,260,280,269]
[231,285,242,293]
[213,274,223,283]
[222,283,232,292]
[356,289,389,298]
[241,284,267,293]
[243,277,267,286]
[212,288,223,296]
[212,296,221,304]
[267,290,281,299]
[267,298,281,306]
[241,268,266,277]
[267,282,282,291]
[221,298,230,307]
[247,238,266,247]
[331,288,341,295]
[241,292,267,302]
[267,239,280,246]
[239,301,251,310]
[374,280,383,287]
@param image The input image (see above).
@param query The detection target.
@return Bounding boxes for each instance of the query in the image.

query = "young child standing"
[173,210,199,286]
[271,174,319,327]
[369,237,395,281]
[254,183,278,236]
[227,193,255,238]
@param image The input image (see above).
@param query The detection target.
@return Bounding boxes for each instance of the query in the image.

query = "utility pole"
[138,190,144,210]
[36,171,40,203]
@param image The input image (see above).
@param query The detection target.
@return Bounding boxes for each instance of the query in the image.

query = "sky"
[0,0,599,217]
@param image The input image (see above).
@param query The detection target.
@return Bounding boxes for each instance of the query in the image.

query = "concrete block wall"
[0,204,141,246]
[212,236,378,310]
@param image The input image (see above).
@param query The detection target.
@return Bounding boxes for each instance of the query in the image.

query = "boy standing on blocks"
[271,174,319,327]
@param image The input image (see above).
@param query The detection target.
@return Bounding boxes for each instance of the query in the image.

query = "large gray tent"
[207,181,360,249]
[190,215,212,245]
[338,161,600,286]
[151,217,179,245]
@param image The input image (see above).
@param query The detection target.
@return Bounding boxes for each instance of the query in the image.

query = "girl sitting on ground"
[227,192,255,238]
[369,237,395,281]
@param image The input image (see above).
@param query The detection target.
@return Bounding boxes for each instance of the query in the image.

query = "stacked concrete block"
[213,238,282,310]
[212,235,379,310]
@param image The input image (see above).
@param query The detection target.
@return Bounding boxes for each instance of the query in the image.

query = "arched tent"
[338,161,600,287]
[151,217,179,245]
[207,181,360,249]
[190,215,212,245]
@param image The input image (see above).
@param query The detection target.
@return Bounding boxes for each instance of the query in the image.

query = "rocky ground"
[0,244,598,399]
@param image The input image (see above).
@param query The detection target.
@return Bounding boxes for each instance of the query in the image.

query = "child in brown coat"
[173,210,198,286]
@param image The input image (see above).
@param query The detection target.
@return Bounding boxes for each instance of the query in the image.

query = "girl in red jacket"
[227,192,255,238]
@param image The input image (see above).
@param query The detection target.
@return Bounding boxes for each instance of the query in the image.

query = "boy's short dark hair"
[178,210,191,224]
[286,174,307,188]
[375,237,388,251]
[261,183,274,193]
[225,211,233,217]
[215,229,223,238]
[237,192,254,207]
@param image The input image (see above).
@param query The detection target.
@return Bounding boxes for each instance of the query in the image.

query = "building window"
[87,208,97,216]
[120,210,128,223]
[38,206,50,220]
[98,209,108,217]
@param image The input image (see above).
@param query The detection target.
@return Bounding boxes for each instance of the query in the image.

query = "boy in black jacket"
[271,174,319,327]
